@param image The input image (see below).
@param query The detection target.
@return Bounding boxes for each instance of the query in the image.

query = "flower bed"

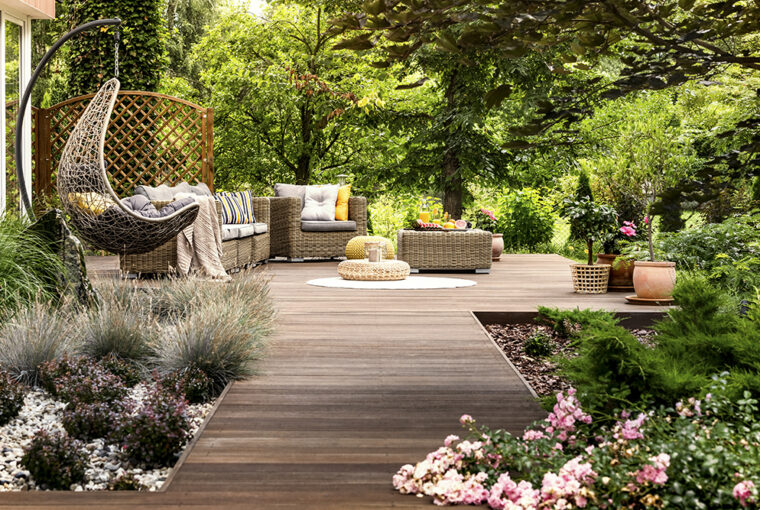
[393,381,759,508]
[0,366,214,491]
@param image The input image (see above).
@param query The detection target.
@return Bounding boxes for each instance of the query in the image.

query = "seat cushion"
[134,182,211,201]
[301,185,339,221]
[215,191,255,224]
[122,195,196,219]
[253,222,268,234]
[335,185,351,221]
[301,220,356,232]
[221,223,256,241]
[274,183,306,208]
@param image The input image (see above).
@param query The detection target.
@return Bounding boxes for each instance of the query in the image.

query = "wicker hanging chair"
[56,78,200,255]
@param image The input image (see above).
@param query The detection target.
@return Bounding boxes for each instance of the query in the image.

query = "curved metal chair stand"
[56,78,200,254]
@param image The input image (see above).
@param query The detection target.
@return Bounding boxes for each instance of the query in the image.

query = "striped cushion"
[215,191,255,224]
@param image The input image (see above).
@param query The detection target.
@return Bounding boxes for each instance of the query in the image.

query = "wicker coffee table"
[337,259,411,281]
[397,229,492,273]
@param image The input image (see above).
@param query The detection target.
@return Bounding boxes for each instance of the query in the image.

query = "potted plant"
[597,220,637,290]
[472,208,502,261]
[561,197,618,293]
[623,215,677,300]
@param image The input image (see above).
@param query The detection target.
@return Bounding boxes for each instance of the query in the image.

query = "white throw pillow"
[301,185,339,221]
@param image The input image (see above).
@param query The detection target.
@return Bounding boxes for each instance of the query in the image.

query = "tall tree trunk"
[442,69,463,217]
[296,102,313,184]
[295,155,310,185]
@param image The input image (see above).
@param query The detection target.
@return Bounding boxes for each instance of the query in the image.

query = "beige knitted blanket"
[175,194,230,281]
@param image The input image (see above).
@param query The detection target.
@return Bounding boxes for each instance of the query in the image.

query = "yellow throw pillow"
[69,192,116,215]
[335,185,351,221]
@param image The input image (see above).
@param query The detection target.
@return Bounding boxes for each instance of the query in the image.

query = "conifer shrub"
[21,431,87,490]
[523,333,554,358]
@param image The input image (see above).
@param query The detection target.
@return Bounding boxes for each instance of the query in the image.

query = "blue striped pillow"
[215,191,255,224]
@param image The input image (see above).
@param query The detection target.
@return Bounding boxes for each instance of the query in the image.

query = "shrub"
[108,472,144,490]
[115,384,190,467]
[61,400,124,441]
[37,355,94,396]
[494,189,556,249]
[561,197,618,265]
[54,367,128,405]
[536,307,616,338]
[523,333,554,358]
[99,354,142,387]
[0,301,78,386]
[569,171,593,241]
[161,365,214,404]
[0,371,25,425]
[78,300,155,363]
[0,215,64,317]
[21,431,87,490]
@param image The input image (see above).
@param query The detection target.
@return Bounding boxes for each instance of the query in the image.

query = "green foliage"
[559,276,760,418]
[0,371,24,426]
[0,216,65,318]
[523,333,554,358]
[160,364,214,404]
[21,431,87,490]
[561,197,618,264]
[494,189,556,249]
[569,171,593,241]
[368,194,420,245]
[0,301,77,386]
[68,0,165,96]
[536,307,616,338]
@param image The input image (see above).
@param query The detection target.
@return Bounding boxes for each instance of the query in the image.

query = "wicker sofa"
[120,197,270,275]
[269,196,367,260]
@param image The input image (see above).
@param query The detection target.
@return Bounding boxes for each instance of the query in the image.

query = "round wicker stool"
[345,236,395,260]
[337,259,410,281]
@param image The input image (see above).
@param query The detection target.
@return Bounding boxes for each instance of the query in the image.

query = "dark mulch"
[486,322,655,398]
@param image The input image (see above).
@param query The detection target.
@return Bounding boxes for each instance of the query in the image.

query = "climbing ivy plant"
[67,0,165,96]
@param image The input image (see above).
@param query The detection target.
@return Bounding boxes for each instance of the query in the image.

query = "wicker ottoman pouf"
[345,236,395,260]
[337,259,410,281]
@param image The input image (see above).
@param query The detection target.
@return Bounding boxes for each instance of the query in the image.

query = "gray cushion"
[134,182,212,201]
[301,220,356,232]
[253,222,268,234]
[121,195,196,218]
[221,223,256,241]
[273,183,306,208]
[301,185,339,221]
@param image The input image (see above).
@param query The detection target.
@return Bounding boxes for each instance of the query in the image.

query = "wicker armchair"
[121,197,270,274]
[270,196,367,260]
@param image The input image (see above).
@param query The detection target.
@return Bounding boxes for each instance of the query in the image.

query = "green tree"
[195,4,403,189]
[570,171,593,240]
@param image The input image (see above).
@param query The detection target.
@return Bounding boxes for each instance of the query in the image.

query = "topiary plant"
[561,197,618,265]
[0,371,24,426]
[21,431,87,490]
[570,171,594,241]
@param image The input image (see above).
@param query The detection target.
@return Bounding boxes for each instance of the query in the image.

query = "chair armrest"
[349,196,368,234]
[269,196,301,233]
[251,197,270,226]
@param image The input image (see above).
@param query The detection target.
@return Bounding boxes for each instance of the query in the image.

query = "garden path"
[3,254,663,509]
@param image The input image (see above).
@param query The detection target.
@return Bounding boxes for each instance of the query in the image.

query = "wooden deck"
[1,255,664,509]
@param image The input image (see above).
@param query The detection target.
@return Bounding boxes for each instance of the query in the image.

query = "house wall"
[5,0,53,19]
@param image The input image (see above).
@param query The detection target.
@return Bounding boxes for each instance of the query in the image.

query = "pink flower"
[620,226,636,237]
[613,412,647,440]
[488,473,539,510]
[444,434,459,447]
[733,480,755,507]
[459,414,474,425]
[636,453,670,485]
[644,216,650,225]
[523,429,547,441]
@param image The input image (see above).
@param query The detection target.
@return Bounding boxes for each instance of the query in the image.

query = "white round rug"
[307,276,477,290]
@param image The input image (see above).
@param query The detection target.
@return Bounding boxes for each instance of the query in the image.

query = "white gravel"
[0,384,214,491]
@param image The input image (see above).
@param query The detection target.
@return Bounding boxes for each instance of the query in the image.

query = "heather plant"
[0,370,25,425]
[393,380,760,509]
[0,300,78,386]
[61,400,125,441]
[21,431,87,490]
[160,364,214,404]
[115,384,190,467]
[54,366,128,405]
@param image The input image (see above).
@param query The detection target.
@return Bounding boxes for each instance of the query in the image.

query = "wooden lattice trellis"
[34,91,213,199]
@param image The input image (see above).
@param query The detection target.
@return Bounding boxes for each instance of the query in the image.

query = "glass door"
[4,18,20,213]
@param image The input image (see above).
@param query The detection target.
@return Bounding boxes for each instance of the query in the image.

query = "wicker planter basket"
[570,264,611,294]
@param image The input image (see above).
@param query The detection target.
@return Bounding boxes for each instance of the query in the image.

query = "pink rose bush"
[394,382,760,508]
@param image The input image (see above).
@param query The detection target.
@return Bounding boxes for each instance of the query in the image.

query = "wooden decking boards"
[1,254,664,509]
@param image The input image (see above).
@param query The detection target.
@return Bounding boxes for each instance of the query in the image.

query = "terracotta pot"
[492,233,504,261]
[596,253,634,289]
[633,261,676,299]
